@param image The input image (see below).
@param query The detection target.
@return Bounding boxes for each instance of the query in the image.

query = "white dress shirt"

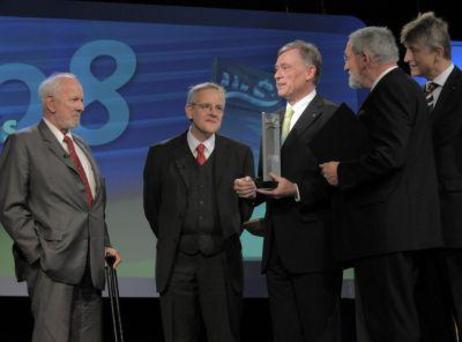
[43,118,96,198]
[429,63,454,105]
[285,89,318,202]
[187,126,216,160]
[286,89,317,131]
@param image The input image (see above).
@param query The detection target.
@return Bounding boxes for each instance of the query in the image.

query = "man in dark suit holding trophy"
[234,40,364,342]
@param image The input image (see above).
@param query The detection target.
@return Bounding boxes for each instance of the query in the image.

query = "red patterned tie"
[63,135,94,206]
[196,143,207,165]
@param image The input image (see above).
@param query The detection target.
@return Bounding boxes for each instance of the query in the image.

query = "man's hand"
[257,173,297,199]
[243,218,265,237]
[234,176,257,199]
[319,161,339,186]
[105,247,122,268]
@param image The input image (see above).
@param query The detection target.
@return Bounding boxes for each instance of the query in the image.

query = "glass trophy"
[255,112,281,189]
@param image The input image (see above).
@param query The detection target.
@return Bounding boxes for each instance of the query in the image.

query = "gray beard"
[348,75,363,89]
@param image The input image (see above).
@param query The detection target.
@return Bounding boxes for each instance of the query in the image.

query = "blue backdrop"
[0,5,364,296]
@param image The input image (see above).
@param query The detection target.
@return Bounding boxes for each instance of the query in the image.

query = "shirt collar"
[371,66,398,90]
[288,89,317,115]
[432,63,454,87]
[43,118,74,143]
[187,126,215,155]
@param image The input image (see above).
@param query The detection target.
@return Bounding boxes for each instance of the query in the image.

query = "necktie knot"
[196,143,207,165]
[63,135,77,156]
[63,134,72,146]
[196,143,205,154]
[425,81,439,95]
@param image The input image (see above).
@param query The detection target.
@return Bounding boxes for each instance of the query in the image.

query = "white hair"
[349,26,399,64]
[186,82,225,106]
[38,72,79,103]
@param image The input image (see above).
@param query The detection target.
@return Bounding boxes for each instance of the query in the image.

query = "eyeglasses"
[190,102,225,113]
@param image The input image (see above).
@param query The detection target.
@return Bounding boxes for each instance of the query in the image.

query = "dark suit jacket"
[337,68,442,262]
[260,95,343,274]
[432,66,462,248]
[143,132,254,294]
[0,120,110,290]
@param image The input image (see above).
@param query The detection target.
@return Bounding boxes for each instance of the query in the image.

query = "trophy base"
[254,178,277,189]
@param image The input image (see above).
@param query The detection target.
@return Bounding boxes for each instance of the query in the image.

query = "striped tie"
[425,81,439,110]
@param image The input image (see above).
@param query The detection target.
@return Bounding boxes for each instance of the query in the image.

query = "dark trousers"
[442,249,462,341]
[443,249,462,338]
[160,250,241,342]
[418,248,462,341]
[25,262,102,342]
[355,251,448,342]
[266,240,342,342]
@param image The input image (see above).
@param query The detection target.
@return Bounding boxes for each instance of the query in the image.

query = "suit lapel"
[283,95,324,148]
[173,132,227,190]
[432,67,462,119]
[38,121,89,208]
[358,67,399,115]
[38,121,79,176]
[174,133,194,190]
[213,135,228,188]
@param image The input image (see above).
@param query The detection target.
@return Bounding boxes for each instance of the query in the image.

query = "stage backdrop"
[1,0,418,297]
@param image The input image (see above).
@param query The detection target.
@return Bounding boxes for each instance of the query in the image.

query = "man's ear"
[434,46,445,59]
[185,104,193,120]
[45,96,56,114]
[361,51,376,70]
[361,51,371,65]
[305,65,317,82]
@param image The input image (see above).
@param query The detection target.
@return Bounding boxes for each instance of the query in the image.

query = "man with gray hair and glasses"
[401,12,462,340]
[0,72,121,341]
[144,82,254,342]
[320,27,442,341]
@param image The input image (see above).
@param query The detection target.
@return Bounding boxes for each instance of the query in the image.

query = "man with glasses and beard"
[320,27,442,342]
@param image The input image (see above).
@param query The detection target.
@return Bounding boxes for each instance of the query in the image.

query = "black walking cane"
[105,255,125,342]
